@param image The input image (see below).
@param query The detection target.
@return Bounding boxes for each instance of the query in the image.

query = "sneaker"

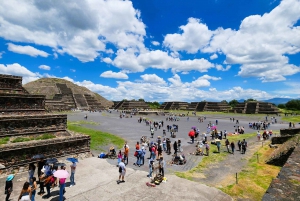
[69,185,73,188]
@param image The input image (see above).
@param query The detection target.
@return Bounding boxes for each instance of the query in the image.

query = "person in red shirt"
[135,141,140,150]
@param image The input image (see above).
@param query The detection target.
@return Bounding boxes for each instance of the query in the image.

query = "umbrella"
[211,126,217,130]
[46,158,58,164]
[188,130,195,137]
[66,158,78,163]
[53,170,69,178]
[32,154,45,159]
[6,174,14,181]
[54,162,66,167]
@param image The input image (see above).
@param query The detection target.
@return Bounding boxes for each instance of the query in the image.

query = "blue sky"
[0,0,299,102]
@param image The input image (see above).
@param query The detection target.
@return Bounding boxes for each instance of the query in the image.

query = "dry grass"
[220,144,281,201]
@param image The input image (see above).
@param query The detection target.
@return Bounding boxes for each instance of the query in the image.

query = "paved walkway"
[1,157,232,201]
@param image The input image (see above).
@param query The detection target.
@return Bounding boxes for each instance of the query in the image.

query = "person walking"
[224,130,227,139]
[237,140,242,151]
[118,159,126,183]
[58,177,66,201]
[241,139,247,154]
[5,174,14,201]
[173,141,178,155]
[28,163,35,183]
[141,147,146,165]
[18,181,31,201]
[124,145,129,165]
[205,142,210,156]
[159,157,166,177]
[257,131,261,141]
[230,142,235,155]
[117,150,122,167]
[69,162,76,187]
[147,159,154,178]
[166,138,171,155]
[216,139,221,153]
[225,139,230,153]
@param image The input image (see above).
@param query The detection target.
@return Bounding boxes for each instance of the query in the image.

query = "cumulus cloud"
[0,0,146,62]
[163,18,213,53]
[0,51,5,58]
[7,43,49,57]
[210,53,218,60]
[112,49,215,73]
[216,64,231,71]
[39,65,51,70]
[140,74,166,84]
[151,41,160,46]
[100,71,128,79]
[102,57,113,64]
[163,0,300,82]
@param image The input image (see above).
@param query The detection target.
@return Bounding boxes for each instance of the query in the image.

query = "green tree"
[138,98,145,102]
[285,99,300,110]
[245,98,257,102]
[221,100,228,104]
[229,99,239,108]
[277,104,286,109]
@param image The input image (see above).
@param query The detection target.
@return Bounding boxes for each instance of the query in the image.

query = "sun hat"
[6,174,15,181]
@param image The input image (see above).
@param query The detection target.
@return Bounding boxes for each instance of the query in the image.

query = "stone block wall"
[280,128,300,136]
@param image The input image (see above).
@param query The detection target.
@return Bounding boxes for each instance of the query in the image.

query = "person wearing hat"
[5,174,14,201]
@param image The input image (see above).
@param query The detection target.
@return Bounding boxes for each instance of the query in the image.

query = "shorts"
[21,195,30,201]
[119,171,125,176]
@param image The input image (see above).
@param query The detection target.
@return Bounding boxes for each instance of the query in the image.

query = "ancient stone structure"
[0,74,90,172]
[188,102,231,112]
[24,78,113,111]
[112,100,150,110]
[232,102,279,114]
[160,102,189,110]
[263,128,300,200]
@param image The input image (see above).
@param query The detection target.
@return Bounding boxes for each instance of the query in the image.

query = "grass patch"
[176,132,257,180]
[68,120,99,126]
[35,133,56,140]
[67,123,125,150]
[281,116,300,124]
[11,137,31,143]
[220,144,281,201]
[0,137,9,145]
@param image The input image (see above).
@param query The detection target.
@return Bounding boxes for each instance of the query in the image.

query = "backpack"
[134,151,138,157]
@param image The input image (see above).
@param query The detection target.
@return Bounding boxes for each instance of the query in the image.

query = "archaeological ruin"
[24,78,113,111]
[112,100,151,110]
[0,74,90,173]
[232,101,279,114]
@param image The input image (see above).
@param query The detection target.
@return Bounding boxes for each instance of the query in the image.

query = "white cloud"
[0,0,146,62]
[163,0,300,82]
[151,41,160,46]
[112,49,215,73]
[102,57,112,64]
[140,74,166,84]
[39,65,51,70]
[216,64,231,71]
[163,18,213,53]
[100,71,128,79]
[70,69,76,72]
[7,43,49,57]
[210,53,218,60]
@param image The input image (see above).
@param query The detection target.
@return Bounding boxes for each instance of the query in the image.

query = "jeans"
[46,183,51,197]
[163,143,166,151]
[151,152,156,160]
[136,156,140,165]
[148,166,153,177]
[31,190,36,201]
[70,172,75,185]
[59,183,65,201]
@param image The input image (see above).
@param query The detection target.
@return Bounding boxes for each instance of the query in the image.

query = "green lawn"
[220,144,281,200]
[281,116,300,124]
[67,123,125,150]
[0,137,9,145]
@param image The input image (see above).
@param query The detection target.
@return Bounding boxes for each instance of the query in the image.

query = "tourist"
[141,147,146,165]
[150,127,154,138]
[241,139,247,154]
[117,150,123,166]
[5,174,14,201]
[37,159,45,195]
[216,139,221,153]
[225,139,230,153]
[256,130,261,140]
[59,177,66,201]
[147,159,154,178]
[18,181,31,201]
[205,142,210,156]
[159,157,166,177]
[162,138,167,151]
[177,139,182,152]
[28,163,36,183]
[237,140,242,151]
[118,159,126,183]
[166,138,171,155]
[30,177,37,201]
[224,130,227,139]
[157,144,162,158]
[151,144,156,160]
[135,141,140,150]
[230,142,235,155]
[70,161,76,187]
[124,145,129,165]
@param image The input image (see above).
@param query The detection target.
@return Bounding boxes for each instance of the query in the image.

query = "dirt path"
[194,136,270,188]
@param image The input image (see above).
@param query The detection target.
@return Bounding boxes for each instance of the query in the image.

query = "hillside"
[24,78,113,108]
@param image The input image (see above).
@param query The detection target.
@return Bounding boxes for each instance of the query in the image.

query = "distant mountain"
[261,98,293,105]
[238,99,245,103]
